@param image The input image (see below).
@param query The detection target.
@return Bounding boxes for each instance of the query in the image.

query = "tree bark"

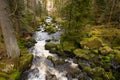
[33,0,37,26]
[0,0,20,58]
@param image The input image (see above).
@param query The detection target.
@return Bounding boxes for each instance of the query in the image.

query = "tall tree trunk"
[33,0,36,26]
[0,0,20,58]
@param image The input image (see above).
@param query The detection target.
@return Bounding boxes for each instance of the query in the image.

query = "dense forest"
[0,0,120,80]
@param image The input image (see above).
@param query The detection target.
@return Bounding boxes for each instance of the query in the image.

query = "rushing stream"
[22,17,79,80]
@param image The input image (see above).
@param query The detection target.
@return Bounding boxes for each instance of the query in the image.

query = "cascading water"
[22,17,79,80]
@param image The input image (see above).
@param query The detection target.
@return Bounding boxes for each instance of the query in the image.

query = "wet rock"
[46,73,57,80]
[78,60,91,69]
[80,37,103,49]
[66,68,80,79]
[46,39,51,42]
[45,42,57,50]
[47,56,65,67]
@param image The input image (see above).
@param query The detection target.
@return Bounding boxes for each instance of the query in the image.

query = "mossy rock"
[47,56,65,66]
[9,71,20,80]
[80,37,103,49]
[55,44,64,56]
[28,37,36,43]
[45,26,56,34]
[62,41,76,52]
[99,46,113,55]
[83,66,93,75]
[45,42,57,50]
[84,66,114,79]
[19,53,33,71]
[73,49,90,60]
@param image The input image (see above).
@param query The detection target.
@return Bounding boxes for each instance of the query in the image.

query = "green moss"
[104,56,111,63]
[0,72,9,78]
[45,42,57,50]
[45,26,56,34]
[62,41,76,52]
[89,30,101,36]
[47,56,65,66]
[104,72,115,80]
[114,50,120,63]
[80,37,103,49]
[99,56,111,63]
[9,71,20,80]
[0,63,6,69]
[18,37,36,49]
[99,46,113,55]
[83,66,93,75]
[83,66,114,79]
[73,49,90,60]
[55,44,64,56]
[0,77,6,80]
[108,54,115,58]
[90,53,95,58]
[28,37,36,43]
[19,53,33,71]
[93,49,99,54]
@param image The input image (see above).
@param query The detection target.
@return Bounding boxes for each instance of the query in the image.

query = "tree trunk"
[0,0,20,58]
[33,0,37,26]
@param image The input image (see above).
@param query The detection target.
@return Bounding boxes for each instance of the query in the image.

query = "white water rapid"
[22,17,79,80]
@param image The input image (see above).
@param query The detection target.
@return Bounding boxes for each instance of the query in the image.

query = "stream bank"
[22,16,120,80]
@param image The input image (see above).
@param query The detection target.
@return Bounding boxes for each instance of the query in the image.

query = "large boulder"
[80,37,103,49]
[45,42,57,51]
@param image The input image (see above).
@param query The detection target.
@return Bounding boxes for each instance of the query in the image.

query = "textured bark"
[0,0,20,58]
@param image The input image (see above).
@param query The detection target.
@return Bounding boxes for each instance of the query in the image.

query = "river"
[22,17,79,80]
